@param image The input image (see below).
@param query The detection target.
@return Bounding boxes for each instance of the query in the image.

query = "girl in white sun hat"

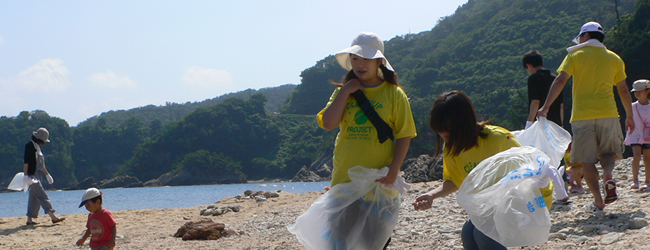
[316,32,416,249]
[624,79,650,190]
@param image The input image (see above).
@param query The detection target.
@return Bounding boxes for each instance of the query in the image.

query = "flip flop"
[26,221,39,225]
[52,217,66,224]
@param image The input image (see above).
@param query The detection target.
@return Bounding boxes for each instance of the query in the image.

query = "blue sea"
[0,182,329,218]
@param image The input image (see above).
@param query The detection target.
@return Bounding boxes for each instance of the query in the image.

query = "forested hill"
[77,84,296,128]
[284,0,638,134]
[1,0,648,190]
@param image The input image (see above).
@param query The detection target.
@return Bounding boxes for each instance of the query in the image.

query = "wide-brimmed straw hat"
[335,32,394,72]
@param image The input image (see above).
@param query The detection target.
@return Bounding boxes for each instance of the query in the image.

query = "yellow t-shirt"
[317,82,417,187]
[442,125,554,210]
[557,46,627,123]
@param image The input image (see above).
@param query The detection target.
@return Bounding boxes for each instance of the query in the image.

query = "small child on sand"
[76,188,117,250]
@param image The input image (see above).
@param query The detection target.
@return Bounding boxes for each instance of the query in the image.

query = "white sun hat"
[335,32,394,72]
[572,21,604,44]
[631,79,650,92]
[32,127,50,142]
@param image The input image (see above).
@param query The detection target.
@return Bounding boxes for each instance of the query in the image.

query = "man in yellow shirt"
[539,21,634,217]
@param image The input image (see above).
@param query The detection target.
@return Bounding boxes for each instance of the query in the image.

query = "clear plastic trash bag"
[515,116,571,200]
[457,146,556,247]
[288,166,410,250]
[515,116,571,168]
[7,172,36,192]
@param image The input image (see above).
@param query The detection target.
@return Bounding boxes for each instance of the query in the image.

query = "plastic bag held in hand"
[516,116,571,200]
[457,146,558,247]
[8,172,36,192]
[288,166,409,250]
[46,174,54,184]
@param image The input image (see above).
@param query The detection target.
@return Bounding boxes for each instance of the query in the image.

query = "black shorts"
[630,143,650,149]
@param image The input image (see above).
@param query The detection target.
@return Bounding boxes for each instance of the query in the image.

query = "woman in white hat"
[24,127,65,225]
[316,32,417,249]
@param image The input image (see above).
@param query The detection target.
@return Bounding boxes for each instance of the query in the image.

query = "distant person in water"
[24,127,65,225]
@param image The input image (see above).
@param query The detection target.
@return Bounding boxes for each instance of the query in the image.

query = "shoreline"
[2,158,650,249]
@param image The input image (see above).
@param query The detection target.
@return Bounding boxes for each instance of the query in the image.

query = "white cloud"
[14,58,71,92]
[89,70,137,89]
[180,66,233,88]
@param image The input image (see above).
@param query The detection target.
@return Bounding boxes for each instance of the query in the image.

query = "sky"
[0,0,468,126]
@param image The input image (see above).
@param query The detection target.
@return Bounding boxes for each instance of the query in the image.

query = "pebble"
[600,232,621,245]
[629,217,648,229]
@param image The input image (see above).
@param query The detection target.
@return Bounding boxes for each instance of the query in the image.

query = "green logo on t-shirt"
[354,110,368,125]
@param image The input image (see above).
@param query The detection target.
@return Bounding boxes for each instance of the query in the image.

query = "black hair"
[522,50,544,69]
[90,195,102,205]
[333,59,399,87]
[31,135,44,144]
[429,91,490,157]
[586,32,605,43]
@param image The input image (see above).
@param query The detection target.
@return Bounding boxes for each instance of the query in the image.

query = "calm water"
[0,182,329,218]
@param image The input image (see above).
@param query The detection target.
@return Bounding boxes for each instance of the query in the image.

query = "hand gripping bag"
[457,146,558,247]
[7,172,37,192]
[288,166,410,250]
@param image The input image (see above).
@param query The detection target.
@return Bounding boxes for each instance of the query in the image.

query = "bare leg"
[570,166,584,188]
[643,148,650,184]
[632,145,642,183]
[582,162,604,207]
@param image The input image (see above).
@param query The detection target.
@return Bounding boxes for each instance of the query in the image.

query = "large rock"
[97,175,143,189]
[291,150,332,182]
[163,167,246,186]
[174,218,233,240]
[75,177,97,190]
[401,154,443,183]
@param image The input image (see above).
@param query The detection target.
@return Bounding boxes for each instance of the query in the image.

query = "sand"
[2,157,650,249]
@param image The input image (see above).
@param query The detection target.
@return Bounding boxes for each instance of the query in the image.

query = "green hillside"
[1,0,647,189]
[78,84,296,128]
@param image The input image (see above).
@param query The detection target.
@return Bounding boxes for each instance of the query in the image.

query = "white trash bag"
[457,146,560,247]
[7,172,37,192]
[288,166,410,250]
[516,116,571,168]
[516,116,572,200]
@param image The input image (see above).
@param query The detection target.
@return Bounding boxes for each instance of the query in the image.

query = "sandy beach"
[2,157,650,250]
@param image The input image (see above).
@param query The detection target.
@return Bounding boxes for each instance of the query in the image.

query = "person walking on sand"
[76,188,117,250]
[538,21,634,217]
[413,91,553,250]
[317,31,417,249]
[624,79,650,191]
[24,127,65,225]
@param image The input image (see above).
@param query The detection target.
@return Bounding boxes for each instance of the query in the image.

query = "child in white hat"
[313,32,416,249]
[76,188,117,249]
[624,79,650,190]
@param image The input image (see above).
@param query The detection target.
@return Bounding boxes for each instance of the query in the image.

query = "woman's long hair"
[332,63,398,87]
[429,91,489,157]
